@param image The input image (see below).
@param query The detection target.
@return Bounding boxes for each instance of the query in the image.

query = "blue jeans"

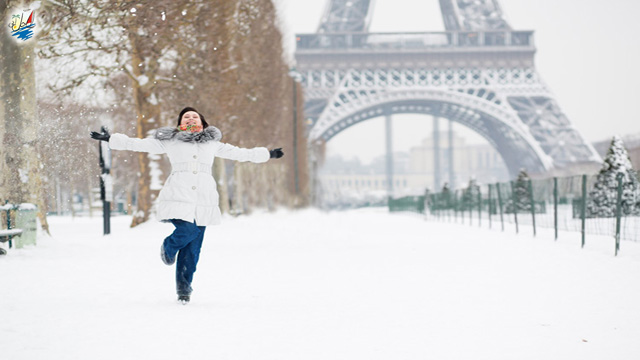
[163,219,206,296]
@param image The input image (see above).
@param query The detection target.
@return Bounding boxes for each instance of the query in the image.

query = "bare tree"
[38,0,215,226]
[35,0,310,225]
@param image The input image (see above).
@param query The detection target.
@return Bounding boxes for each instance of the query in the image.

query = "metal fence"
[389,174,639,255]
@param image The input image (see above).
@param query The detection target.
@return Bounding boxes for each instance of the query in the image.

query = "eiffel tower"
[294,0,601,192]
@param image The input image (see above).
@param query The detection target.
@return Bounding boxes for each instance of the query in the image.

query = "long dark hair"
[177,107,209,129]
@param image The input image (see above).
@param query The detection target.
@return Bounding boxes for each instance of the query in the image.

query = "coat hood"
[154,126,222,143]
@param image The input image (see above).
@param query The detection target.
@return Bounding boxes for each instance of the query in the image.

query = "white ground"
[1,208,639,360]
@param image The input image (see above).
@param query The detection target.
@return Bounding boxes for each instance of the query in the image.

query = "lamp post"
[289,68,303,195]
[99,126,112,235]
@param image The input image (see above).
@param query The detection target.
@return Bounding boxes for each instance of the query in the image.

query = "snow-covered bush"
[586,136,639,218]
[461,178,481,210]
[505,169,532,213]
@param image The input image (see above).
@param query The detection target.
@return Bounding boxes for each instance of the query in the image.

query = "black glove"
[269,148,284,159]
[90,130,110,142]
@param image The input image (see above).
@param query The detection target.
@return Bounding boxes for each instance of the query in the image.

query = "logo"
[9,8,36,41]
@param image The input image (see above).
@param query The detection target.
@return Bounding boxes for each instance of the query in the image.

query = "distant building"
[319,153,426,197]
[318,131,510,199]
[409,132,509,190]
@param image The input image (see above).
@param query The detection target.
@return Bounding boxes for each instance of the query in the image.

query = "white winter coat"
[108,126,270,226]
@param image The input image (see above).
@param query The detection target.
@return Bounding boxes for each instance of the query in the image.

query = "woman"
[90,107,284,304]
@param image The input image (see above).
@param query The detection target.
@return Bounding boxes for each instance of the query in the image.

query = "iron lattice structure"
[297,0,600,176]
[316,0,375,33]
[439,0,510,31]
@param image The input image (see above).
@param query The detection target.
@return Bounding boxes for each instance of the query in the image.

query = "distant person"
[91,107,284,304]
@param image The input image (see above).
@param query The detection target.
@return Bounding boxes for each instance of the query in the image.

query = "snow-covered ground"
[1,208,640,360]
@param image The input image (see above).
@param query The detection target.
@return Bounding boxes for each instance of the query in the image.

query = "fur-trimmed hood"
[153,126,222,143]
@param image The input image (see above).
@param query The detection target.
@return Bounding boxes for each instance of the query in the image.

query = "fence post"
[457,190,461,223]
[528,179,536,237]
[446,193,450,222]
[424,193,428,220]
[469,190,473,226]
[445,191,449,222]
[449,192,452,222]
[496,183,504,231]
[455,190,459,223]
[431,194,435,219]
[430,194,435,219]
[5,202,12,249]
[451,191,455,222]
[477,187,482,227]
[581,174,587,249]
[511,181,519,234]
[488,184,492,229]
[553,177,558,241]
[451,192,455,223]
[615,173,623,256]
[460,190,464,225]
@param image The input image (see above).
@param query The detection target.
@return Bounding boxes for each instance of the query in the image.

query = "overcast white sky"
[275,0,640,164]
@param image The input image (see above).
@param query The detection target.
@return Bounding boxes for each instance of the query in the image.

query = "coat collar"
[154,126,222,143]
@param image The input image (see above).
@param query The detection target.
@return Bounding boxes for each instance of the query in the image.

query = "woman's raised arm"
[109,133,167,154]
[90,129,166,155]
[214,142,270,163]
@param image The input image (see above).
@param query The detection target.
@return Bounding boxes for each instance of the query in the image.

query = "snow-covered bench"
[0,228,23,255]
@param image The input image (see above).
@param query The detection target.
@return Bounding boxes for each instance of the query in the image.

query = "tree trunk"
[87,181,93,218]
[128,36,161,227]
[69,183,76,218]
[0,1,49,233]
[126,187,133,216]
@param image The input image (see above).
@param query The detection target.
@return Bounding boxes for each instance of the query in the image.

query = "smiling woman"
[177,107,207,133]
[89,106,284,304]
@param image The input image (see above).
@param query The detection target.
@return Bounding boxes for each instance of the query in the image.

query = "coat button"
[193,155,197,159]
[192,186,196,190]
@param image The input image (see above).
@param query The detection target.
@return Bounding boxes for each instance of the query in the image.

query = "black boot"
[178,295,190,305]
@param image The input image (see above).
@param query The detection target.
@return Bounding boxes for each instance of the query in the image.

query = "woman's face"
[180,111,203,128]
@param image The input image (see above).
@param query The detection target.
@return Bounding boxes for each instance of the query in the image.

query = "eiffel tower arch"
[294,0,601,181]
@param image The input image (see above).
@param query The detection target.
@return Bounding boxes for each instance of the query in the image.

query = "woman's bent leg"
[176,225,206,296]
[163,219,201,262]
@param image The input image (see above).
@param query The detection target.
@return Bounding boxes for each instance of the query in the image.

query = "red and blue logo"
[10,9,36,41]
